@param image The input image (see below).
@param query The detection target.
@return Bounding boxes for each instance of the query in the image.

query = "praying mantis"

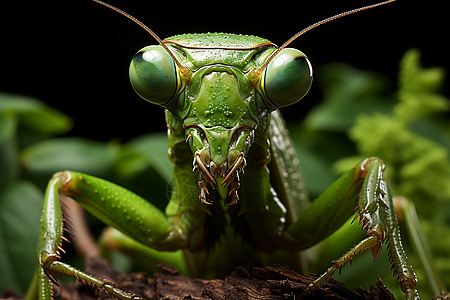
[26,0,450,299]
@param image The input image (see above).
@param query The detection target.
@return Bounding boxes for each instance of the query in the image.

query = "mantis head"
[127,37,313,205]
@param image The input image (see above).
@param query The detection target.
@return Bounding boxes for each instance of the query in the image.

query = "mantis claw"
[194,153,216,205]
[199,181,213,206]
[222,154,246,186]
[195,153,215,184]
[222,154,245,206]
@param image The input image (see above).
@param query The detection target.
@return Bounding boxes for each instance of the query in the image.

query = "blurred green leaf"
[0,181,43,293]
[0,113,17,144]
[0,115,19,189]
[21,138,120,178]
[0,92,72,136]
[396,49,448,123]
[304,63,393,131]
[121,133,172,181]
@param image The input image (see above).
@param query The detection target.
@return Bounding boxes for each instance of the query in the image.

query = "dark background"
[1,0,447,142]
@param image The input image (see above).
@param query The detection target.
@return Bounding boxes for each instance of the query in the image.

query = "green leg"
[37,171,188,299]
[24,267,43,300]
[285,158,419,299]
[99,226,188,275]
[42,260,141,299]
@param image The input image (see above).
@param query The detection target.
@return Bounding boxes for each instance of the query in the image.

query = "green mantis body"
[32,1,426,299]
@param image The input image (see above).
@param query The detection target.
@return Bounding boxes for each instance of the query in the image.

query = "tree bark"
[52,258,395,300]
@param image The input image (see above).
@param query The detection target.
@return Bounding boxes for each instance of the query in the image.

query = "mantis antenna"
[254,0,396,76]
[92,0,191,77]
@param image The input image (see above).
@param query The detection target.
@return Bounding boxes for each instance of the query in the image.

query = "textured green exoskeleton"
[31,1,428,299]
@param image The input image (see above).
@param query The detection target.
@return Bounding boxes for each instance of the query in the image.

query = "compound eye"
[129,45,179,106]
[262,48,313,108]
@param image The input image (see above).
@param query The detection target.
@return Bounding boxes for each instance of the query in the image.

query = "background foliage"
[0,49,448,298]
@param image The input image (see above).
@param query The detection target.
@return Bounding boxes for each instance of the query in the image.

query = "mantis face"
[129,33,313,205]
